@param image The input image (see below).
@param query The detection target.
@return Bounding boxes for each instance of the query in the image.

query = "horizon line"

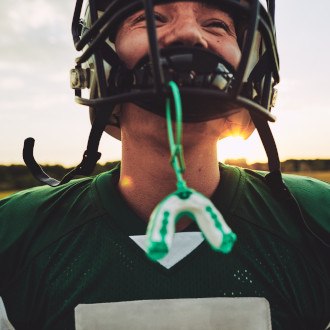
[1,158,330,168]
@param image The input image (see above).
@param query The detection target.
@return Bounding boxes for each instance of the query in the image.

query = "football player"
[0,1,329,329]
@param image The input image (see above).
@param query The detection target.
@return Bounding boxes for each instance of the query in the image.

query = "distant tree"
[0,159,329,191]
[250,163,268,171]
[224,158,248,168]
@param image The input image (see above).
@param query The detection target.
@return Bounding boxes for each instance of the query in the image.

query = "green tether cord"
[146,81,237,261]
[166,81,189,195]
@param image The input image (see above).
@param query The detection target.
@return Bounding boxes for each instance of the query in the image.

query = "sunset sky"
[0,0,329,166]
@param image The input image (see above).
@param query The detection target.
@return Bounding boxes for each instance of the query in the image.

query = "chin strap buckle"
[70,66,91,89]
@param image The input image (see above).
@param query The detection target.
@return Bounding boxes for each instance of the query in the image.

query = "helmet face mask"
[71,0,279,132]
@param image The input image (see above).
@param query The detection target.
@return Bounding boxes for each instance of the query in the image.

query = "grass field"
[0,171,329,199]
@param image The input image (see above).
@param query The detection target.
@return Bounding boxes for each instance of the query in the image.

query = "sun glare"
[121,175,133,188]
[217,133,267,164]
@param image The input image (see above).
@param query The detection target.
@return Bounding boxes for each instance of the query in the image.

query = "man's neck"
[118,137,220,230]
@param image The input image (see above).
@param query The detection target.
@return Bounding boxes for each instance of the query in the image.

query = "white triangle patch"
[129,232,204,269]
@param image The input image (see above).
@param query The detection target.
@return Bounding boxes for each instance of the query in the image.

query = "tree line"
[0,159,329,191]
[225,158,330,172]
[0,162,119,191]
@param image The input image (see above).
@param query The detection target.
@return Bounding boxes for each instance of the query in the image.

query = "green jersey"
[0,164,329,329]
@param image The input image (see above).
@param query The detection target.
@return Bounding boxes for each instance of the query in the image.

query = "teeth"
[212,75,229,90]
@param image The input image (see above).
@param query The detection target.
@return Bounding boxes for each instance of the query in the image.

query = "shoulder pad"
[282,174,330,247]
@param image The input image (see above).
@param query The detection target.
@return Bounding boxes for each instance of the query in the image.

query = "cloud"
[8,1,61,31]
[0,0,76,106]
[0,61,34,74]
[0,77,25,90]
[0,0,75,62]
[1,0,329,165]
[1,0,73,29]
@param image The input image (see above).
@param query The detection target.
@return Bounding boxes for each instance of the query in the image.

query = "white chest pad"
[75,297,272,330]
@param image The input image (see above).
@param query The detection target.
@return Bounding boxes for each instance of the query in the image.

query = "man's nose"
[159,18,208,48]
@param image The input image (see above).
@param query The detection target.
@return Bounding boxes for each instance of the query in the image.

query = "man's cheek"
[116,39,149,69]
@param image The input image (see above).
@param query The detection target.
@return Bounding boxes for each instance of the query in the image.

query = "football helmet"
[76,0,279,133]
[25,0,282,186]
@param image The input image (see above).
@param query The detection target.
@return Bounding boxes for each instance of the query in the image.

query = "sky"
[0,0,329,166]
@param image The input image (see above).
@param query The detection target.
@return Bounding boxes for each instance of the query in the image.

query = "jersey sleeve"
[0,188,43,291]
[0,178,97,293]
[283,174,330,246]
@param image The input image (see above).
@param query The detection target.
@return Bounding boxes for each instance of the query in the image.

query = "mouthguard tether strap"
[146,81,237,261]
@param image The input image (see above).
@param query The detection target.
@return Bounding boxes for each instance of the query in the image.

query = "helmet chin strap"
[250,113,292,197]
[23,107,111,187]
[252,113,330,248]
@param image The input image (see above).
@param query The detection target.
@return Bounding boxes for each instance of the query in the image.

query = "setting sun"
[217,133,268,164]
